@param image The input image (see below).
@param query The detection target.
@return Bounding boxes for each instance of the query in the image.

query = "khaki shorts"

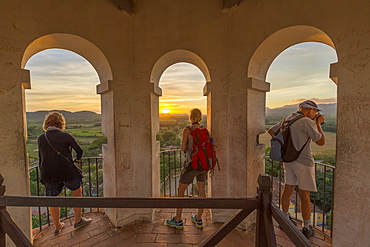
[284,162,317,192]
[179,161,207,185]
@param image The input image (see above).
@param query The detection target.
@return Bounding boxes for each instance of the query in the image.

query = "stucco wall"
[0,0,369,245]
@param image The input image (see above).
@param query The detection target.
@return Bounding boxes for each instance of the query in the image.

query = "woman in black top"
[38,111,91,235]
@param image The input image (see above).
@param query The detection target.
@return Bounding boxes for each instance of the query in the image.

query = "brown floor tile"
[153,224,177,234]
[136,233,157,243]
[32,210,332,247]
[156,233,182,243]
[64,232,90,247]
[181,234,205,244]
[113,234,137,247]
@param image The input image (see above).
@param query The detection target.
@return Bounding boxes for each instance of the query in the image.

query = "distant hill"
[27,110,101,124]
[266,103,337,117]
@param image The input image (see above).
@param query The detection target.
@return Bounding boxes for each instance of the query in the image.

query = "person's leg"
[50,204,62,229]
[175,183,189,221]
[298,189,311,225]
[71,187,82,223]
[196,180,206,220]
[281,184,295,213]
[45,183,64,230]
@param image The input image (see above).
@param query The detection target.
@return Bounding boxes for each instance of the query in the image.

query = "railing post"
[256,174,276,247]
[0,174,5,246]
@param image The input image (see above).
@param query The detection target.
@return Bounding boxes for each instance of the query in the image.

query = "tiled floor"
[33,209,332,247]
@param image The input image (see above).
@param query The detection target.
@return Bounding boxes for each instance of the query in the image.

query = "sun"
[161,109,170,114]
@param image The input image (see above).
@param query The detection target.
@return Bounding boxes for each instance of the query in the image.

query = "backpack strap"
[285,115,310,152]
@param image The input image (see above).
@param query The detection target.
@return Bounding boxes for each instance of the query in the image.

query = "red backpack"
[188,127,219,171]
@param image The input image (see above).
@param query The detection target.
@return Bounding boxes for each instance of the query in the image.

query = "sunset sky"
[24,42,337,114]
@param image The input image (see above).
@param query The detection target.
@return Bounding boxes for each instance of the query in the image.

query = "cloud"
[288,97,337,104]
[159,63,207,113]
[25,43,338,114]
[25,49,101,113]
[266,42,338,109]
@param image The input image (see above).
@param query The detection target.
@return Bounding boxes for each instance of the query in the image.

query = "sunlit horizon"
[25,42,337,115]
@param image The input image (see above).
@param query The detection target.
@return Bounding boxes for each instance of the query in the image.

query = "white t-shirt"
[269,112,322,167]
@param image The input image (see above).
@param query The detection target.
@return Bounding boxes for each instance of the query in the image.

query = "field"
[26,122,104,160]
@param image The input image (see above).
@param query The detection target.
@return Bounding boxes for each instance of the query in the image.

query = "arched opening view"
[24,48,105,229]
[157,62,207,197]
[264,42,337,233]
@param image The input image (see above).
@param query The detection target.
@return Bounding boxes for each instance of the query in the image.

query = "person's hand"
[73,158,81,164]
[315,114,325,125]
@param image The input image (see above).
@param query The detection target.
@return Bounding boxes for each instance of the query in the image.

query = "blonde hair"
[190,108,202,123]
[42,111,66,131]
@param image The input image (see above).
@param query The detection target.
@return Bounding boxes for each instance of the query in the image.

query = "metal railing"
[28,157,103,234]
[265,157,335,238]
[160,149,199,197]
[1,173,314,247]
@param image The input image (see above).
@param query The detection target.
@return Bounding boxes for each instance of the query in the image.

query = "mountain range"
[26,110,101,124]
[266,103,336,117]
[26,103,337,123]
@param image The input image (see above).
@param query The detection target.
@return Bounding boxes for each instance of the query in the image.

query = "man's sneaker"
[166,217,184,230]
[302,225,315,239]
[191,215,203,229]
[74,217,92,229]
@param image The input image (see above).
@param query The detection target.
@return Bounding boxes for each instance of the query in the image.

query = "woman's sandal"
[54,222,65,236]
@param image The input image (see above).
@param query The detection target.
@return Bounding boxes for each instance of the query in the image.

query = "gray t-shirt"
[269,112,322,167]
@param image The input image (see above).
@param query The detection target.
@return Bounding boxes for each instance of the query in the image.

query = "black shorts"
[45,178,82,196]
[179,161,207,185]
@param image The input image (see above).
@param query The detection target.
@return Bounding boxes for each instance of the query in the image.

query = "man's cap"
[299,100,322,111]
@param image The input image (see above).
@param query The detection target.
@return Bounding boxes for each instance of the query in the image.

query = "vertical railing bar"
[168,152,172,197]
[278,161,282,207]
[174,151,177,196]
[330,168,335,238]
[161,152,165,196]
[80,161,84,214]
[322,166,327,233]
[294,186,298,219]
[35,167,42,232]
[95,158,99,212]
[313,163,317,228]
[88,159,92,212]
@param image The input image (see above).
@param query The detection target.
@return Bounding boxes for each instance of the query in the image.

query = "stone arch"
[21,33,112,83]
[150,49,211,91]
[149,49,211,198]
[248,25,336,82]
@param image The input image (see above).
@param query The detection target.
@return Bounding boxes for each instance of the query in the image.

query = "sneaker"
[54,222,65,236]
[191,215,203,229]
[74,217,92,229]
[166,217,184,230]
[302,225,315,239]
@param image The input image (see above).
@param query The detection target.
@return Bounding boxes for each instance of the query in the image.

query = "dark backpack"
[270,115,309,162]
[188,127,219,171]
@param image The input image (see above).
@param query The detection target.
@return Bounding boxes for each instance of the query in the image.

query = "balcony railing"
[29,157,103,234]
[265,157,335,239]
[1,173,314,247]
[160,149,199,197]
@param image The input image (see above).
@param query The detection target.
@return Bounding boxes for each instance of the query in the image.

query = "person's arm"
[181,127,191,152]
[268,129,275,136]
[314,114,325,146]
[268,121,281,136]
[69,135,84,161]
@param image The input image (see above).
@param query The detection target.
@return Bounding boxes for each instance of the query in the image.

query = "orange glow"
[161,109,171,113]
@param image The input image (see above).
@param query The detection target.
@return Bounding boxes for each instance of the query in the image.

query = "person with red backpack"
[166,108,217,230]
